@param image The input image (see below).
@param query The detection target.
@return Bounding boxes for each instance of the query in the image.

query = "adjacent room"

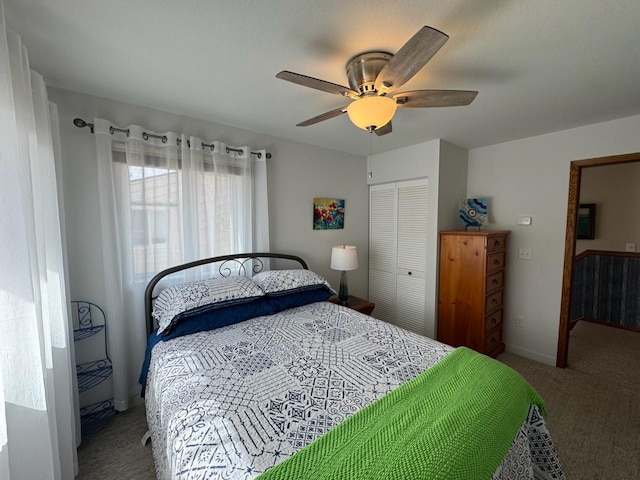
[2,0,640,479]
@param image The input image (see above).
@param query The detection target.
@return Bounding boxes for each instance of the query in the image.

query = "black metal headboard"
[144,252,308,336]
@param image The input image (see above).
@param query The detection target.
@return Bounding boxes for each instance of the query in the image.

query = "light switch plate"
[518,248,532,260]
[516,216,532,226]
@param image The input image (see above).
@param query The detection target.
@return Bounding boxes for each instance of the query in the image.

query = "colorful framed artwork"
[458,198,488,230]
[313,198,345,230]
[577,203,595,239]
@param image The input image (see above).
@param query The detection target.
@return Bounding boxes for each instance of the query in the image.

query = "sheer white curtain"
[94,119,269,410]
[0,2,78,478]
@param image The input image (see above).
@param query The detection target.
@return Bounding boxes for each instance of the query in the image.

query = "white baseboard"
[504,343,556,366]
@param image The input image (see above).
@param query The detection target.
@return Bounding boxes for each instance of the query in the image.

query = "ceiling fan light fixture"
[346,95,397,131]
[277,26,474,136]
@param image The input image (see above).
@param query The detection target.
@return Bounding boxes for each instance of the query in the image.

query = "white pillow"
[152,276,265,334]
[252,269,335,296]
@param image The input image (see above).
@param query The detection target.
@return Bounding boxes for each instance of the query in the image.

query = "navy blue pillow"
[268,287,333,312]
[168,296,274,337]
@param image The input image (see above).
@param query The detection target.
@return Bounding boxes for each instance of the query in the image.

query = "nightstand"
[328,295,375,316]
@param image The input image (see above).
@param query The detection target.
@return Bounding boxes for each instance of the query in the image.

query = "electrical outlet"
[518,248,532,260]
[626,243,636,252]
[515,315,525,328]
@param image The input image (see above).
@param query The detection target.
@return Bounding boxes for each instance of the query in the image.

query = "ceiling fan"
[276,26,478,136]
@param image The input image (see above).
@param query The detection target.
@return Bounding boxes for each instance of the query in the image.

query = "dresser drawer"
[487,251,505,273]
[485,290,503,314]
[487,235,506,253]
[484,327,503,353]
[486,271,504,293]
[484,309,503,334]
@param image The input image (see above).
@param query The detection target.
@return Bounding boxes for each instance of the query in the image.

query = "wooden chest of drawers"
[437,230,510,357]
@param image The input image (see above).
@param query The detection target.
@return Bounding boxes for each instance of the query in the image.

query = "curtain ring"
[109,126,130,137]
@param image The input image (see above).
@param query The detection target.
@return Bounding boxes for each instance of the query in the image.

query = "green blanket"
[257,347,544,480]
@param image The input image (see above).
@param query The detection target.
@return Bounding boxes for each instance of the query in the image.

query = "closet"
[369,179,428,335]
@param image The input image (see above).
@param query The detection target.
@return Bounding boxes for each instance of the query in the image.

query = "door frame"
[556,151,640,367]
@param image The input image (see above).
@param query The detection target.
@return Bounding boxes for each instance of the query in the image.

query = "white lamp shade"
[346,95,397,131]
[331,245,358,271]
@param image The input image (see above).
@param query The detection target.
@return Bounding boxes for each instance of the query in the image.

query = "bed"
[141,253,564,480]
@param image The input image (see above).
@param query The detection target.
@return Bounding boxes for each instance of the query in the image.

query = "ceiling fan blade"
[375,26,449,93]
[276,71,358,98]
[296,106,349,127]
[374,121,392,136]
[394,90,478,107]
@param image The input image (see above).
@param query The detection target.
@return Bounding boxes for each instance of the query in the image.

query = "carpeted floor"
[76,404,154,479]
[499,320,640,480]
[76,320,640,479]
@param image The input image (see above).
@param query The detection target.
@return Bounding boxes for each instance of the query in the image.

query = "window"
[131,209,169,246]
[113,145,238,278]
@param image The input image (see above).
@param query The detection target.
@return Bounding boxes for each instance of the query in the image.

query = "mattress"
[145,301,564,479]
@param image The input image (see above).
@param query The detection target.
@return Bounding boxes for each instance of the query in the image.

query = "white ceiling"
[6,0,640,156]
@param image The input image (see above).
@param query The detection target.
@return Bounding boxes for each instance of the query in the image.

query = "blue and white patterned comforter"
[145,301,564,480]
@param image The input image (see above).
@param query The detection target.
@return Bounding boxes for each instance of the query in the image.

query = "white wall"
[367,139,468,338]
[468,114,640,364]
[438,141,469,233]
[48,87,369,401]
[576,162,640,253]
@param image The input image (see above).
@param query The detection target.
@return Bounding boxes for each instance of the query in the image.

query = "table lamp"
[330,245,358,305]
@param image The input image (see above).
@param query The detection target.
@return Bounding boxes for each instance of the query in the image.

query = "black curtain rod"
[73,118,271,159]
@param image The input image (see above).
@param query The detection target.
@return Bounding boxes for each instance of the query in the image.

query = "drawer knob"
[493,259,500,265]
[408,271,412,275]
[492,298,498,305]
[492,279,499,285]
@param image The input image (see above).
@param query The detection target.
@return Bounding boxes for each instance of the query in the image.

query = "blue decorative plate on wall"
[459,198,488,230]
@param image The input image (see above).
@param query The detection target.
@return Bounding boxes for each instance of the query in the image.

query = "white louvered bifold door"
[368,183,397,324]
[395,179,428,334]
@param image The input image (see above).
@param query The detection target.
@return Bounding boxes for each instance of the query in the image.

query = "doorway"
[556,151,640,367]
